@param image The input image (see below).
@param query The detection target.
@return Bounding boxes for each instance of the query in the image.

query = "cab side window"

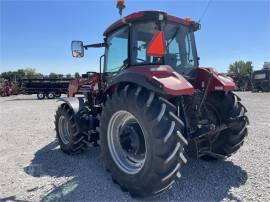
[105,27,129,75]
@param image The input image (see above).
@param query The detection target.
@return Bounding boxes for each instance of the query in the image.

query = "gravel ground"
[0,92,269,202]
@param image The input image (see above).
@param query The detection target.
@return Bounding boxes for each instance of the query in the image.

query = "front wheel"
[55,103,89,154]
[47,91,55,99]
[55,93,61,98]
[99,84,187,197]
[37,92,45,99]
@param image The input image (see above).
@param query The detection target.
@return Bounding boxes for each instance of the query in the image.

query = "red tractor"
[55,11,248,197]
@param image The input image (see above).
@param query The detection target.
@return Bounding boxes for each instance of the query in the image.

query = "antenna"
[198,0,212,23]
[116,0,126,17]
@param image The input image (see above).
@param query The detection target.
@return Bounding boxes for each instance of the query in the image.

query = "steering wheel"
[136,58,146,63]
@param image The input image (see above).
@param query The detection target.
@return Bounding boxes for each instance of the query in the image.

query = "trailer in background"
[252,69,270,92]
[226,73,252,91]
[21,78,73,99]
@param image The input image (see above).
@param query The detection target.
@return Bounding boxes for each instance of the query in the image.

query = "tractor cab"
[72,11,200,80]
[103,11,200,76]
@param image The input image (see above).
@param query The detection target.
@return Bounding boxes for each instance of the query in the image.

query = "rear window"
[130,21,160,65]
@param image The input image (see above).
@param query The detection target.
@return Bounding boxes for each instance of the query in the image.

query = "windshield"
[131,21,198,76]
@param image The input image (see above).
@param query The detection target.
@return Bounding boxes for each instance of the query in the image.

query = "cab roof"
[103,10,200,36]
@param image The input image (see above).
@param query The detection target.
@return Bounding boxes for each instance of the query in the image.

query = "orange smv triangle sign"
[147,31,166,58]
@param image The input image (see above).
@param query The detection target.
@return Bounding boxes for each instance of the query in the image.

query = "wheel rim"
[58,115,71,144]
[107,110,146,175]
[38,93,44,98]
[48,93,54,98]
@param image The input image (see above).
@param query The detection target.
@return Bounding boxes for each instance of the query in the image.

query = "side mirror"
[71,41,84,58]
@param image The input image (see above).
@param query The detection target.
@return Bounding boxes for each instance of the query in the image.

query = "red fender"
[119,65,194,96]
[195,68,236,92]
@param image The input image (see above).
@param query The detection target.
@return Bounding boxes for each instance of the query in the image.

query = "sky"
[0,0,269,75]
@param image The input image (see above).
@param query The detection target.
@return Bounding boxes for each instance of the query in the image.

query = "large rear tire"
[99,84,187,197]
[55,103,89,154]
[202,92,248,159]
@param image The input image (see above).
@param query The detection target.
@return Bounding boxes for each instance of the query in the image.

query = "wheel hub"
[48,93,54,98]
[107,111,146,174]
[119,123,145,156]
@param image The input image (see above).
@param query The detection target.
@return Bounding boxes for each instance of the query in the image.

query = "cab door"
[103,26,129,83]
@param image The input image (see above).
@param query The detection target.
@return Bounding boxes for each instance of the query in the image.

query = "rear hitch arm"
[198,72,213,113]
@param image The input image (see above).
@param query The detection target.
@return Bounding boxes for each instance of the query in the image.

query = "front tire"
[99,84,187,197]
[55,103,89,154]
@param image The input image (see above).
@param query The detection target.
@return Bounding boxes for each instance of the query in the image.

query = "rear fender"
[107,65,194,96]
[58,97,92,132]
[58,97,86,114]
[195,68,236,92]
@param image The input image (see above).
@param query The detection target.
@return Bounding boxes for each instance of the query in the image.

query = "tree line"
[228,61,253,78]
[0,68,81,82]
[0,61,254,83]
